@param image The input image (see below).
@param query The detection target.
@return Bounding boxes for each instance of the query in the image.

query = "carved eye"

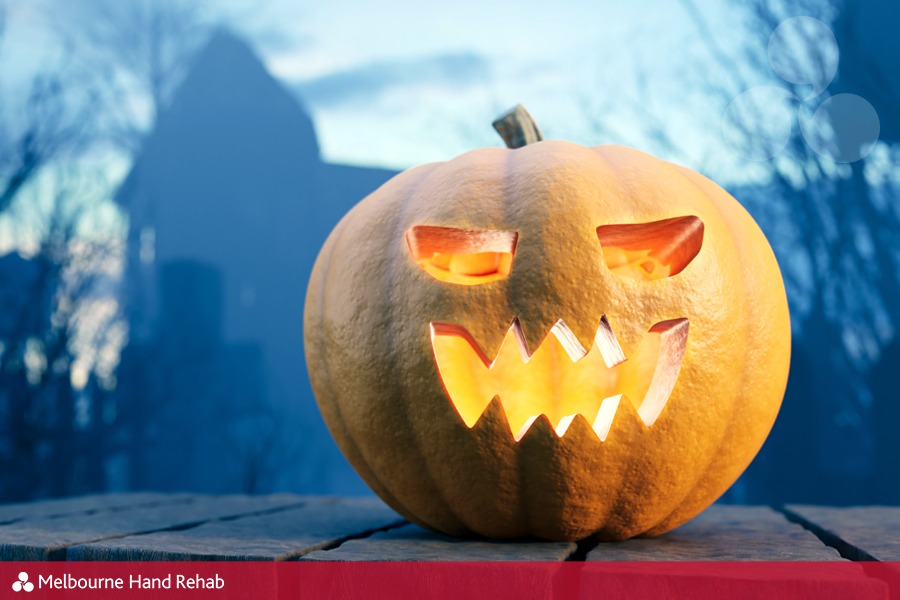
[597,216,704,280]
[406,225,518,285]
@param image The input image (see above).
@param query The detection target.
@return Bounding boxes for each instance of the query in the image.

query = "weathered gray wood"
[0,494,306,560]
[67,497,404,561]
[786,505,900,561]
[0,493,193,523]
[302,523,576,561]
[587,505,843,561]
[3,494,896,564]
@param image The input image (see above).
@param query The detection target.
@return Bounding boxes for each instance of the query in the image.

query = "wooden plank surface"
[587,506,842,561]
[0,494,306,560]
[786,505,900,561]
[1,494,899,566]
[303,523,577,561]
[68,497,404,561]
[0,493,193,523]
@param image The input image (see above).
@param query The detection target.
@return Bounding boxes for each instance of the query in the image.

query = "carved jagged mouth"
[430,317,689,442]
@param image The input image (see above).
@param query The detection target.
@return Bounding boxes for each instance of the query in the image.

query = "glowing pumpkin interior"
[406,225,518,285]
[407,216,704,442]
[598,216,704,281]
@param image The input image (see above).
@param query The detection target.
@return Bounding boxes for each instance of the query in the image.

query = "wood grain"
[587,506,842,561]
[0,494,306,560]
[68,497,403,561]
[786,505,900,561]
[302,523,576,561]
[2,494,898,568]
[0,493,193,523]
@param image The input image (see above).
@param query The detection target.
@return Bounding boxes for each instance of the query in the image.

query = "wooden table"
[1,495,897,596]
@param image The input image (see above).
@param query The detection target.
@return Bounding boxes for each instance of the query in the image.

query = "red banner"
[0,561,896,599]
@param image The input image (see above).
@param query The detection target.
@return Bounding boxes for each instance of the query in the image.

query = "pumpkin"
[303,105,790,541]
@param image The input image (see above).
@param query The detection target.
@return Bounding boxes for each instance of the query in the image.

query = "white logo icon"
[11,572,33,593]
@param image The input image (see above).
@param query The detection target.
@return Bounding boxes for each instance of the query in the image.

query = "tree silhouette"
[584,0,899,502]
[0,2,125,500]
[51,0,211,153]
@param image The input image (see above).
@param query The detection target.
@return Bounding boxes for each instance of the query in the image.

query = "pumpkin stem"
[492,104,544,148]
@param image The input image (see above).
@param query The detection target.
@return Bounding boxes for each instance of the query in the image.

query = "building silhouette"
[115,30,396,493]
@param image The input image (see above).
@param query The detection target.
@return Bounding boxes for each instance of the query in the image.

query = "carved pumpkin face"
[304,125,790,542]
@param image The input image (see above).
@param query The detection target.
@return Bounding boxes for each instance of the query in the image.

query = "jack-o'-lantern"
[303,106,790,541]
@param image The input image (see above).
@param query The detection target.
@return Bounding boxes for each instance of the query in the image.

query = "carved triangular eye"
[406,225,518,285]
[597,216,704,280]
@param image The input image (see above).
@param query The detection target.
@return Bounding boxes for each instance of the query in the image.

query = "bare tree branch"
[52,0,211,150]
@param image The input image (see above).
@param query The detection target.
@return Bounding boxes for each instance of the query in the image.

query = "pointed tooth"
[472,395,512,435]
[596,315,626,368]
[515,413,557,447]
[550,320,588,361]
[554,414,578,437]
[638,318,689,426]
[559,413,599,444]
[605,394,647,444]
[592,394,622,442]
[514,415,540,442]
[509,317,532,362]
[431,321,493,367]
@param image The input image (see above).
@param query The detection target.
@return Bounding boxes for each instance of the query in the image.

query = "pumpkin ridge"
[309,212,414,522]
[642,164,781,536]
[501,146,530,534]
[400,151,547,536]
[582,147,742,535]
[386,161,477,535]
[584,145,651,534]
[631,164,749,535]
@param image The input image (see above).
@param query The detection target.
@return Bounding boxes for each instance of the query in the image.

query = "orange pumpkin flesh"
[303,116,790,541]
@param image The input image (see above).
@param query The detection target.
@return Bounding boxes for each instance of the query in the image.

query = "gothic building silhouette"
[116,30,395,493]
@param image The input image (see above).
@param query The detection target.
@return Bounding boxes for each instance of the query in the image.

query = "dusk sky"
[5,0,746,169]
[4,0,877,251]
[239,0,741,168]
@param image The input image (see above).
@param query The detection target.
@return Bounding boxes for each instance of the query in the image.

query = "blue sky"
[12,0,876,178]
[1,0,783,249]
[243,0,739,168]
[3,0,759,171]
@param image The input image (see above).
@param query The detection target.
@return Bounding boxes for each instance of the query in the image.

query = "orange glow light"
[407,225,517,285]
[431,318,689,441]
[598,216,704,280]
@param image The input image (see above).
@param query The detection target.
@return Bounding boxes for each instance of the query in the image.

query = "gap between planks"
[778,506,877,562]
[566,537,601,561]
[283,519,409,561]
[50,501,311,560]
[0,494,195,527]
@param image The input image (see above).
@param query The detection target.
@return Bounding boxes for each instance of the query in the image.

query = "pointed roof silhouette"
[165,28,319,158]
[114,29,395,494]
[117,28,321,210]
